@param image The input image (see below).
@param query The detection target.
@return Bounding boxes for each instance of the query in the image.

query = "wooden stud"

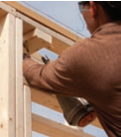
[15,18,24,137]
[24,85,32,137]
[0,14,16,137]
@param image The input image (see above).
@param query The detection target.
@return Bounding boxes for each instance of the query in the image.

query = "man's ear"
[89,1,97,19]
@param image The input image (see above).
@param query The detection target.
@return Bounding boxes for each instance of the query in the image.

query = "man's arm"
[23,46,79,97]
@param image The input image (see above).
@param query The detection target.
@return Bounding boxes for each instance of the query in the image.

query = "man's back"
[71,22,121,137]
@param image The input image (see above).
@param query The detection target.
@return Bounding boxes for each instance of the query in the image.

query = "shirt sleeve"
[23,44,81,97]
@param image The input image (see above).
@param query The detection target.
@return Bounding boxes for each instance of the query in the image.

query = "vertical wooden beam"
[16,17,32,137]
[15,18,24,137]
[0,14,16,137]
[24,85,32,137]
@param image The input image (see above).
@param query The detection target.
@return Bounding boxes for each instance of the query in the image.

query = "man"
[23,1,121,137]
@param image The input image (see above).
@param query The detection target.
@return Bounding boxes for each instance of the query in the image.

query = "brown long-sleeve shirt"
[23,22,121,137]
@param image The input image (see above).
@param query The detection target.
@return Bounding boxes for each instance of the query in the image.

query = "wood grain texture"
[15,18,24,137]
[24,85,32,137]
[3,1,80,41]
[0,14,16,137]
[32,113,95,137]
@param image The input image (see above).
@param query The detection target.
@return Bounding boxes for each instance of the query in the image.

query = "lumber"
[0,9,7,18]
[24,28,52,54]
[22,18,74,54]
[0,2,75,55]
[0,14,16,137]
[32,113,95,137]
[24,85,32,137]
[0,1,102,133]
[0,2,16,17]
[21,15,75,51]
[3,1,80,41]
[24,28,52,43]
[31,88,61,112]
[31,87,102,129]
[15,18,24,137]
[23,26,74,54]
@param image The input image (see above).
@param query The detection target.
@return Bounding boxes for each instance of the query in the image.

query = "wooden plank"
[24,28,52,43]
[24,28,53,54]
[0,2,16,15]
[31,87,102,129]
[23,25,74,54]
[0,1,75,55]
[0,9,7,19]
[23,27,73,55]
[23,22,34,34]
[24,85,32,137]
[51,37,71,55]
[0,2,78,55]
[3,1,80,41]
[15,18,24,137]
[32,113,95,137]
[22,21,74,55]
[31,88,61,113]
[22,18,74,55]
[0,14,16,137]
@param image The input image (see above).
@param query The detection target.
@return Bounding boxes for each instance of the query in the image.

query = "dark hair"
[78,1,121,21]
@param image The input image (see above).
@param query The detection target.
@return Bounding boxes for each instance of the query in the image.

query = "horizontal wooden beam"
[32,113,95,137]
[24,28,52,43]
[20,14,75,55]
[23,25,75,55]
[0,2,16,16]
[31,88,61,112]
[0,2,75,55]
[24,29,52,54]
[3,1,81,41]
[31,87,102,129]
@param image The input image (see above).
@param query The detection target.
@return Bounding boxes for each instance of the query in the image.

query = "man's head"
[78,1,121,33]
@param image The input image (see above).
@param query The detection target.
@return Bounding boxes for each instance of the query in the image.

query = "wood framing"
[24,85,32,137]
[31,87,102,129]
[32,113,95,137]
[31,52,102,129]
[3,1,81,41]
[0,14,16,137]
[24,28,52,54]
[0,1,75,55]
[15,18,24,137]
[0,2,103,137]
